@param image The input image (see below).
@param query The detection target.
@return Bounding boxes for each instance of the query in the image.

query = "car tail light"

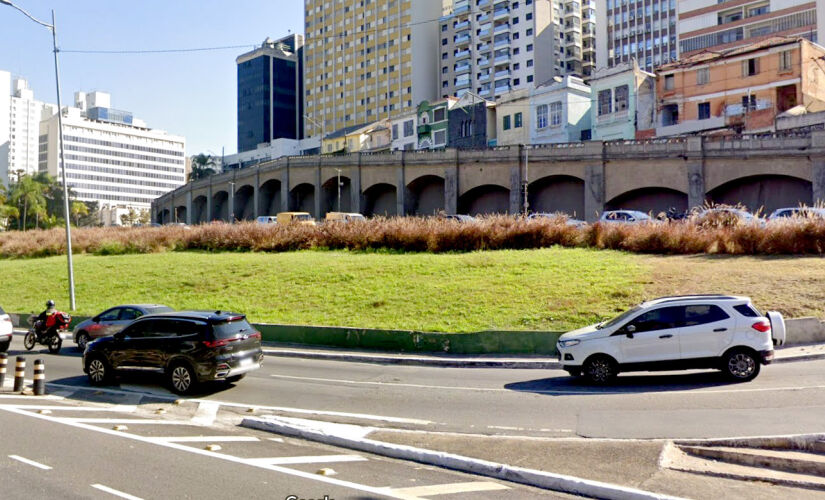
[248,332,261,340]
[1,317,10,322]
[203,337,240,348]
[751,320,771,333]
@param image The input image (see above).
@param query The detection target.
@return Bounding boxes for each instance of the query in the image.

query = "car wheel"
[226,374,245,384]
[23,332,36,351]
[723,349,760,382]
[86,356,111,386]
[0,339,9,353]
[76,332,90,352]
[168,362,197,395]
[583,355,618,384]
[47,335,62,354]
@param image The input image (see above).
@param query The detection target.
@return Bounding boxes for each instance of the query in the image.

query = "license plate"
[239,357,253,367]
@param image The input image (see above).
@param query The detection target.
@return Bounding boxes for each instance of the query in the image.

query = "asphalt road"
[8,335,825,440]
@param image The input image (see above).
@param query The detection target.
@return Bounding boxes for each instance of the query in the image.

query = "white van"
[256,216,277,224]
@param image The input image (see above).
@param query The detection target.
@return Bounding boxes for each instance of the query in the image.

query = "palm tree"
[189,153,218,182]
[9,175,46,230]
[70,200,89,226]
[0,185,19,230]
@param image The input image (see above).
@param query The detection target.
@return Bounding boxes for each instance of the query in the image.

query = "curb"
[773,352,825,364]
[242,415,683,500]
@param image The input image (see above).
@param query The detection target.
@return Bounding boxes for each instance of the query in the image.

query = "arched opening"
[707,175,812,214]
[407,175,445,215]
[290,183,315,216]
[158,209,170,225]
[322,175,352,214]
[458,185,510,215]
[606,187,688,215]
[363,183,397,216]
[212,191,229,221]
[175,206,187,223]
[258,179,281,216]
[233,185,255,221]
[192,195,208,224]
[528,175,585,218]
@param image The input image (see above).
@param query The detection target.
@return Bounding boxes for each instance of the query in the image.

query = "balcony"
[478,58,491,68]
[478,28,491,38]
[455,63,471,75]
[477,14,490,23]
[455,34,471,46]
[454,3,470,15]
[455,79,471,90]
[494,83,511,95]
[494,38,510,49]
[417,124,432,135]
[479,88,492,97]
[494,69,511,78]
[479,72,491,82]
[494,54,510,65]
[455,49,471,61]
[493,8,509,21]
[477,43,490,52]
[494,23,510,34]
[455,20,470,31]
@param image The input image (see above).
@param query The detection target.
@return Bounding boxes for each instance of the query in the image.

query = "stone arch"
[407,175,445,216]
[175,205,187,224]
[528,175,585,218]
[290,183,315,216]
[258,179,281,216]
[706,175,812,214]
[192,195,208,224]
[606,187,688,215]
[322,175,352,214]
[158,209,170,225]
[212,190,229,221]
[363,183,397,216]
[233,184,255,221]
[458,184,510,215]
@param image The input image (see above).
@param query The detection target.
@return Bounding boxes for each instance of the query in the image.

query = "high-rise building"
[596,0,679,73]
[302,0,443,139]
[0,71,57,185]
[237,35,304,153]
[678,1,817,58]
[39,91,186,225]
[438,0,594,102]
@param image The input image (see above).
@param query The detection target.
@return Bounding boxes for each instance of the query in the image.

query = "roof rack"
[651,295,741,304]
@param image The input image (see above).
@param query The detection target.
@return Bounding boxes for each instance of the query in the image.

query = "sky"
[0,0,304,156]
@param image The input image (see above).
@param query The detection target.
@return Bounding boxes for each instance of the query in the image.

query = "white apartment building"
[39,91,186,225]
[596,0,679,73]
[0,71,57,185]
[390,111,418,150]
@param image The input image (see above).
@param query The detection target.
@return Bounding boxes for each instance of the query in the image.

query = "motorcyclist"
[35,299,57,336]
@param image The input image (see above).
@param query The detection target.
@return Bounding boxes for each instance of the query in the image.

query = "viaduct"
[153,132,825,224]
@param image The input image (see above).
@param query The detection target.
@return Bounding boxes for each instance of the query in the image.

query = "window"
[403,120,414,137]
[779,50,792,72]
[625,306,682,333]
[536,104,548,128]
[503,115,511,130]
[526,44,533,52]
[742,94,757,111]
[743,57,759,76]
[119,308,141,321]
[698,102,710,120]
[526,28,533,36]
[696,67,709,85]
[598,89,612,115]
[513,16,519,24]
[550,101,562,126]
[392,124,399,140]
[514,112,523,128]
[664,74,674,90]
[433,107,446,122]
[526,13,532,20]
[733,304,760,317]
[614,85,629,112]
[99,308,121,322]
[683,305,729,326]
[527,75,533,83]
[433,129,447,145]
[527,59,533,67]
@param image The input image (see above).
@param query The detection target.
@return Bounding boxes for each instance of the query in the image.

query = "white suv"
[0,305,12,352]
[557,295,784,384]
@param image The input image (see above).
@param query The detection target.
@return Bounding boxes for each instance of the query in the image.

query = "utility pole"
[523,145,529,216]
[336,168,342,212]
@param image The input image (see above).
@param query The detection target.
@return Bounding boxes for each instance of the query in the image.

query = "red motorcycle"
[25,311,71,354]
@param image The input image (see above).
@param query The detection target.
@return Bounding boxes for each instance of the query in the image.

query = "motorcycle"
[25,311,71,354]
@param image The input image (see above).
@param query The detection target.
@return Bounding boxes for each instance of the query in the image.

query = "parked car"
[528,212,587,227]
[599,210,655,224]
[83,310,263,394]
[276,212,316,226]
[325,212,366,223]
[556,295,784,384]
[73,304,174,351]
[0,305,12,352]
[767,207,825,221]
[441,214,477,223]
[256,215,278,224]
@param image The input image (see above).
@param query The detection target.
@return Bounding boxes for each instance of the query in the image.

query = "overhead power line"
[61,43,258,54]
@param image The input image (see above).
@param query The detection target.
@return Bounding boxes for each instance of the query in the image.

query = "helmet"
[46,299,55,307]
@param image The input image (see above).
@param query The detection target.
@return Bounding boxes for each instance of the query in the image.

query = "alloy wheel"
[88,359,106,383]
[727,353,756,379]
[171,366,192,393]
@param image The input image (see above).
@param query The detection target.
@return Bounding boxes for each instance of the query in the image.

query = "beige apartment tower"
[303,0,443,139]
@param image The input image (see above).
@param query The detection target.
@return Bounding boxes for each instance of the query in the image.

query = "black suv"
[83,311,263,394]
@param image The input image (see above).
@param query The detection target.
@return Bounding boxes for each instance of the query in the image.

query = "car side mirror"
[113,332,125,341]
[625,324,636,338]
[92,316,100,323]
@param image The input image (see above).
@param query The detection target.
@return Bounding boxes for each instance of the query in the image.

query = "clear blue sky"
[0,0,304,156]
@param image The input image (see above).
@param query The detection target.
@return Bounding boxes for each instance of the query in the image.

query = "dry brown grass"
[2,215,825,258]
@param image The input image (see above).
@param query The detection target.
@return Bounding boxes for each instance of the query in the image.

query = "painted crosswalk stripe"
[391,481,509,496]
[158,436,260,443]
[249,455,367,465]
[15,405,137,412]
[91,484,143,500]
[8,455,52,470]
[64,418,190,424]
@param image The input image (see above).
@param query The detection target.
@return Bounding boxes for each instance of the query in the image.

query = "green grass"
[0,248,648,333]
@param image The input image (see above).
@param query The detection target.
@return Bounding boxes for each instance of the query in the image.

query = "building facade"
[417,99,456,149]
[495,88,531,145]
[39,92,186,225]
[596,0,679,73]
[678,0,817,58]
[530,75,591,144]
[447,93,496,149]
[0,71,57,185]
[589,59,656,140]
[303,0,442,140]
[656,37,825,137]
[237,35,304,153]
[390,111,418,151]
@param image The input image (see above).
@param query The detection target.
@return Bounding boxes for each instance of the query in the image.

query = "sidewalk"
[262,341,825,368]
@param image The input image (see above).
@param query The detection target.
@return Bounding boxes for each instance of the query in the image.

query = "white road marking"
[8,455,52,470]
[0,405,421,500]
[13,405,137,412]
[0,394,63,399]
[158,436,260,443]
[391,481,509,496]
[190,401,220,426]
[248,454,367,465]
[61,418,190,425]
[91,484,143,500]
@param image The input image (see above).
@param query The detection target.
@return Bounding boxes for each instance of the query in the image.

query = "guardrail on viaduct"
[153,131,825,223]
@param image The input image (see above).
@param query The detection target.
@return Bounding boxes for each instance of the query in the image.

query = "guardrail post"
[33,359,45,396]
[13,356,25,392]
[0,353,7,388]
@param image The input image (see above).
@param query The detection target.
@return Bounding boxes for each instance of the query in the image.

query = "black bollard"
[33,359,45,396]
[13,356,25,393]
[0,353,6,389]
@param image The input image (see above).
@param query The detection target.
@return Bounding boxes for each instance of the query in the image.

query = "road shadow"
[47,372,241,401]
[504,370,747,396]
[6,347,82,359]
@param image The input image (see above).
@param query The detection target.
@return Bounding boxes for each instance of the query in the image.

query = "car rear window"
[0,305,5,315]
[146,306,174,314]
[733,304,760,317]
[212,318,254,339]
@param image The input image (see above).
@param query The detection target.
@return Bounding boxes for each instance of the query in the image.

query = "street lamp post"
[2,2,75,310]
[304,114,325,151]
[335,168,342,212]
[228,182,235,222]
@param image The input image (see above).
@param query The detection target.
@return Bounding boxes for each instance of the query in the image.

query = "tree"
[70,200,89,226]
[76,201,100,227]
[0,185,19,230]
[120,208,139,226]
[189,153,218,182]
[9,175,46,230]
[138,209,150,225]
